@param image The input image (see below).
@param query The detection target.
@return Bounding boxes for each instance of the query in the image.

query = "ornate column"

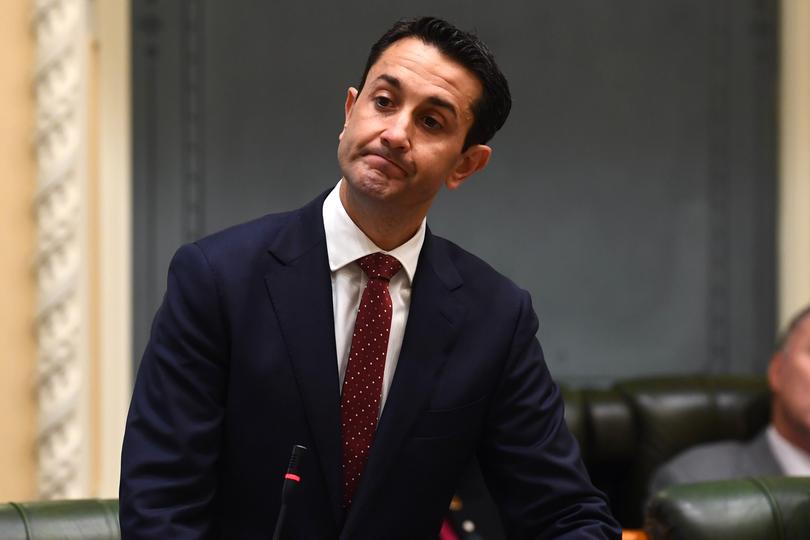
[32,0,91,499]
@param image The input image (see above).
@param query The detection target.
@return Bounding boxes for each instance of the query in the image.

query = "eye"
[422,115,443,130]
[374,96,393,109]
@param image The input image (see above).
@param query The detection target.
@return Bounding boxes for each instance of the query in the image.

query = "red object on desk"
[439,518,460,540]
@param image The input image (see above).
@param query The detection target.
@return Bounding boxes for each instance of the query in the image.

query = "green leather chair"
[450,375,771,537]
[563,374,770,526]
[645,477,810,540]
[0,499,119,540]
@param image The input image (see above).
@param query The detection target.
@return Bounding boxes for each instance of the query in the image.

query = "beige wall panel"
[94,0,132,497]
[779,0,810,326]
[0,0,38,501]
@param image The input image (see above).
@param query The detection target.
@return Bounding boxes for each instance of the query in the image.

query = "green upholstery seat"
[645,477,810,540]
[456,375,771,535]
[561,375,770,526]
[0,499,119,540]
[609,375,769,525]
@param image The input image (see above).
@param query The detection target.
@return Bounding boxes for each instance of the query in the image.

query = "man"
[649,305,810,495]
[120,17,620,539]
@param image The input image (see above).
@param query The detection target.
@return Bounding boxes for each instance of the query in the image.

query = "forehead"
[785,315,810,352]
[793,316,810,341]
[367,37,482,117]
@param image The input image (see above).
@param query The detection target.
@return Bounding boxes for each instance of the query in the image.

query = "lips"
[363,151,409,176]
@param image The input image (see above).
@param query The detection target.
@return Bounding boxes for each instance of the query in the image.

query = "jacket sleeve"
[120,242,230,540]
[477,290,622,539]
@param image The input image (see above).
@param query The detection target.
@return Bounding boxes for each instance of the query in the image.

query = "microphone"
[272,444,307,540]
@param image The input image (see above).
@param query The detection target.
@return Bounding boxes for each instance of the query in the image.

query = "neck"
[339,179,425,251]
[772,406,810,455]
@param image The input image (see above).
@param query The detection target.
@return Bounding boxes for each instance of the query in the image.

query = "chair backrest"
[456,375,770,536]
[563,374,770,526]
[0,499,120,540]
[645,477,810,540]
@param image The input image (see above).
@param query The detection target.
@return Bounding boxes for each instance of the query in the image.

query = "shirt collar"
[322,179,426,284]
[766,424,810,476]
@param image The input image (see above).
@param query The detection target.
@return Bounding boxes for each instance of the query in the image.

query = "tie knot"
[357,253,402,281]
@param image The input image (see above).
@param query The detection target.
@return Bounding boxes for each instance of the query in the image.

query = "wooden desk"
[622,530,649,540]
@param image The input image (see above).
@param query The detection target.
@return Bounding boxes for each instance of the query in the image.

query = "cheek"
[795,351,810,384]
[784,361,810,409]
[337,136,349,161]
[338,124,363,156]
[344,117,381,148]
[420,146,459,175]
[800,367,810,407]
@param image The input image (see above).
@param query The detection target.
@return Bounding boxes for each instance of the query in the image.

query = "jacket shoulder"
[195,210,295,261]
[429,233,529,300]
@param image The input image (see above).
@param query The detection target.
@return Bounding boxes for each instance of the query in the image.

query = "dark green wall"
[132,0,778,384]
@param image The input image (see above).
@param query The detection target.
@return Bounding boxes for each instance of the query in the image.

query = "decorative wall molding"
[182,0,205,241]
[32,0,91,498]
[706,1,732,373]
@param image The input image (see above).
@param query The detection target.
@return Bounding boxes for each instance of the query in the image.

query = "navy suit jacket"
[120,190,620,539]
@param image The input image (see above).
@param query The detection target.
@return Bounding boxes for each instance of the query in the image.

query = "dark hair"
[776,305,810,351]
[359,17,511,151]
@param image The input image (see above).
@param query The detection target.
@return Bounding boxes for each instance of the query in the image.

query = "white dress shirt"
[766,424,810,476]
[322,180,426,414]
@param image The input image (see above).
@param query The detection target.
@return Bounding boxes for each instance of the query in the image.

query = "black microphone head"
[287,444,307,475]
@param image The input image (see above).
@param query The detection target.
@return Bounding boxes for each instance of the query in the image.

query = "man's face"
[769,315,810,450]
[337,37,489,216]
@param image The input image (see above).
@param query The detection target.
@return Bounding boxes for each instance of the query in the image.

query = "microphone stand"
[271,444,307,540]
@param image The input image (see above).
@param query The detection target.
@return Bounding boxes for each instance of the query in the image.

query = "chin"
[346,169,401,200]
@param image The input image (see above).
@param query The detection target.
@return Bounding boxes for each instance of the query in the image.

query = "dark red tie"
[340,252,402,507]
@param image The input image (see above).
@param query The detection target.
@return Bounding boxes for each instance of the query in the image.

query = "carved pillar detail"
[32,0,91,499]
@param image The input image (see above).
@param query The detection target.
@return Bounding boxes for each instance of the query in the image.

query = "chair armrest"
[0,499,119,540]
[645,477,810,540]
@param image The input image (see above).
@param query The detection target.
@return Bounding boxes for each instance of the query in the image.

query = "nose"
[380,112,411,151]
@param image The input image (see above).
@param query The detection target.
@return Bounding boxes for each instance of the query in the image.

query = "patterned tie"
[340,252,402,507]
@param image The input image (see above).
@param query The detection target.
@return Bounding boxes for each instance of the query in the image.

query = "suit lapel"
[263,192,344,526]
[341,231,465,536]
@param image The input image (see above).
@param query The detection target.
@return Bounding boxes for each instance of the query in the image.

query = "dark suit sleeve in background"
[120,243,229,540]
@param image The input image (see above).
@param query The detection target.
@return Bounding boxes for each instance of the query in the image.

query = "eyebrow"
[372,74,458,118]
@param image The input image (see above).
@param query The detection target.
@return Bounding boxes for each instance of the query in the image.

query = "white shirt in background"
[767,424,810,476]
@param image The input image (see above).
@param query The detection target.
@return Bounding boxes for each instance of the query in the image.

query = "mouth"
[363,151,409,176]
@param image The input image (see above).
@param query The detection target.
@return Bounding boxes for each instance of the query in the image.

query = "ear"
[339,87,359,141]
[768,350,783,393]
[446,144,492,190]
